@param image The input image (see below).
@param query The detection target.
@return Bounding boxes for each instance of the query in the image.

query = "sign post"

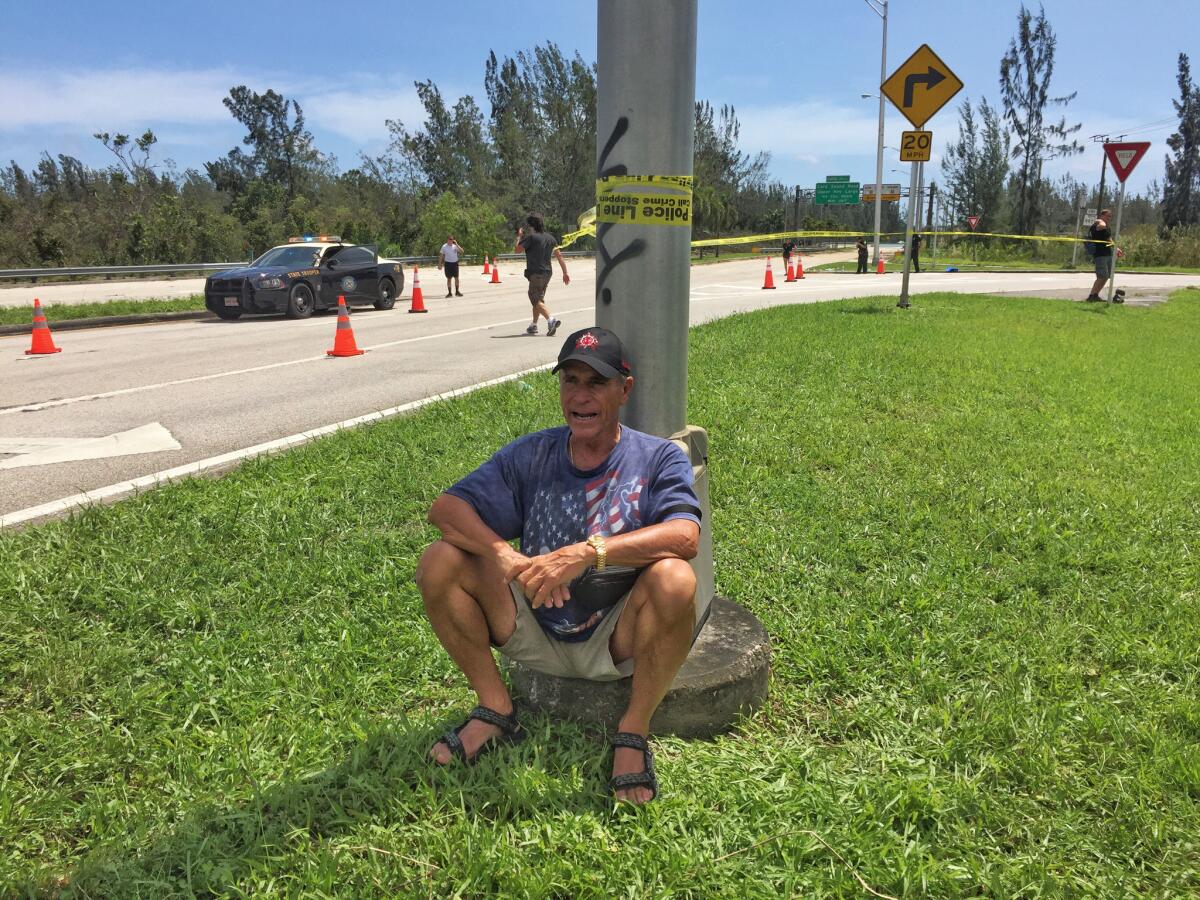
[881,44,963,307]
[967,214,980,264]
[1100,141,1151,303]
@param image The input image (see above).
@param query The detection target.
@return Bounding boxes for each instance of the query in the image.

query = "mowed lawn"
[2,291,1198,897]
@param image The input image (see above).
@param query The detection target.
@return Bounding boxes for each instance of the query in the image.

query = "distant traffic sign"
[826,175,851,182]
[862,183,902,202]
[899,130,933,162]
[881,44,963,129]
[966,215,980,230]
[1103,141,1151,183]
[814,181,861,204]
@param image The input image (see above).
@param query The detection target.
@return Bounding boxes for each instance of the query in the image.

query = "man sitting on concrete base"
[415,326,701,804]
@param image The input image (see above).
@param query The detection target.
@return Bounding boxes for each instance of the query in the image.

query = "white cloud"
[0,65,441,165]
[303,84,426,144]
[736,101,882,161]
[0,67,241,130]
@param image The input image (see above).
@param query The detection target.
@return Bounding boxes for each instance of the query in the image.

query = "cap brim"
[551,354,623,379]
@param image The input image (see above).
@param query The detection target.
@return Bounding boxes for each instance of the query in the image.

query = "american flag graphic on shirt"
[527,469,647,555]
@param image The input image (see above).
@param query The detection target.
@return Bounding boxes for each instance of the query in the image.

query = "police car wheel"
[286,283,315,319]
[374,277,397,310]
[214,307,242,320]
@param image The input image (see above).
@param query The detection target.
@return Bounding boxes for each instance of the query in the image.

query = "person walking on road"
[910,232,923,273]
[781,239,796,272]
[439,235,464,298]
[855,237,869,274]
[1084,209,1124,302]
[515,213,569,336]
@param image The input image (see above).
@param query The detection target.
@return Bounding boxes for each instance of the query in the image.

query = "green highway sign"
[814,181,861,204]
[826,175,851,182]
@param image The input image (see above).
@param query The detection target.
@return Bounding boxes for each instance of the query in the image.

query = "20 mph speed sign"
[899,131,932,162]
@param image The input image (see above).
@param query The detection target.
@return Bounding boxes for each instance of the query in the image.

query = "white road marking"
[0,423,180,470]
[1,305,593,417]
[0,365,552,527]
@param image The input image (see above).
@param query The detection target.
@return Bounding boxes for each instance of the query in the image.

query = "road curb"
[0,309,212,335]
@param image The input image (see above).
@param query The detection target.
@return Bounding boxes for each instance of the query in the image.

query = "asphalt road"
[2,257,1193,527]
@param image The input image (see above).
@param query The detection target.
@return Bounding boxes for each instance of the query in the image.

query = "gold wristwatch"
[586,534,608,571]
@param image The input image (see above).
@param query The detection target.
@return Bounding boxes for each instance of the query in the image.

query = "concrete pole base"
[506,596,770,739]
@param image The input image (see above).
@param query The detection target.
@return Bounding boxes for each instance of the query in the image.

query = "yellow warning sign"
[596,175,693,227]
[899,130,933,162]
[881,44,963,129]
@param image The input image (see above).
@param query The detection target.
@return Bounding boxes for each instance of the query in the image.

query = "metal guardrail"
[0,250,597,281]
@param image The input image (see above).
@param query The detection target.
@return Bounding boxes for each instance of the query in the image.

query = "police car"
[204,236,406,320]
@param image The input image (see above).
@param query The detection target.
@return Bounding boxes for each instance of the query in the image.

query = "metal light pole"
[864,0,888,268]
[596,0,696,435]
[596,0,714,629]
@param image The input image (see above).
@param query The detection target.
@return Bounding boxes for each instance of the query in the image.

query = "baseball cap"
[552,327,632,379]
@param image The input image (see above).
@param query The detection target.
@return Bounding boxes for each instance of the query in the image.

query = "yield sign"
[881,44,964,129]
[1103,141,1151,183]
[966,215,981,230]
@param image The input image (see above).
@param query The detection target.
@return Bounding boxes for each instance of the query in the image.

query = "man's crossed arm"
[428,493,698,609]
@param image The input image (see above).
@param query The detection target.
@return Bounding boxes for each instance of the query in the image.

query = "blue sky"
[2,1,1188,200]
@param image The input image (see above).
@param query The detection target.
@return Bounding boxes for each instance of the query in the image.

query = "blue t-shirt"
[446,425,701,642]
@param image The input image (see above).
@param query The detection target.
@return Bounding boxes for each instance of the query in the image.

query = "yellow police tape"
[560,218,1111,251]
[595,174,693,227]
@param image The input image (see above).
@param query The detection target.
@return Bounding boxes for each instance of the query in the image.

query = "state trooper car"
[204,235,406,320]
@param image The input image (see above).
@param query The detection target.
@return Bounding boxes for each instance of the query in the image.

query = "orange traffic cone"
[327,296,365,357]
[762,257,776,290]
[876,256,886,274]
[490,260,502,284]
[482,256,491,275]
[26,298,62,355]
[794,256,805,279]
[409,267,427,313]
[785,260,795,282]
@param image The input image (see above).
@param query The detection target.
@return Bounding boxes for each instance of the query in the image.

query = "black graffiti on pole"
[595,116,646,307]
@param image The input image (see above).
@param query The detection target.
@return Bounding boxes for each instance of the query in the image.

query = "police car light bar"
[287,235,343,243]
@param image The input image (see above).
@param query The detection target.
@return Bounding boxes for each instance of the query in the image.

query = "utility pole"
[864,0,888,269]
[793,185,801,231]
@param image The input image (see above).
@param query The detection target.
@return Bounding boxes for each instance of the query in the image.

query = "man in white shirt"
[438,235,464,298]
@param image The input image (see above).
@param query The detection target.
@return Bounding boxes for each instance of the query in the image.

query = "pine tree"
[998,4,1083,234]
[1163,53,1200,229]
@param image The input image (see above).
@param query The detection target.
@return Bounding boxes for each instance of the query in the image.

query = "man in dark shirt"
[910,232,923,273]
[856,238,869,273]
[1085,209,1122,301]
[416,327,702,804]
[781,239,796,271]
[514,213,570,336]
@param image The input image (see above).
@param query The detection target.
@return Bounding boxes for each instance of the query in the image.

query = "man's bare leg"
[608,558,697,803]
[416,540,517,763]
[533,300,551,324]
[1090,275,1108,296]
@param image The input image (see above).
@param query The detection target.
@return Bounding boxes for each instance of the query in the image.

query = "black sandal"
[608,731,658,801]
[436,705,525,765]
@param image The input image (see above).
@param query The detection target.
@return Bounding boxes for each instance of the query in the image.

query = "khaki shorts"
[497,581,634,681]
[526,272,551,304]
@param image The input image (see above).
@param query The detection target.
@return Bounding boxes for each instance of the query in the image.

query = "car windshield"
[249,246,322,268]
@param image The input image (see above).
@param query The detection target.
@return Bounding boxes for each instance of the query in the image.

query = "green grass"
[3,291,1199,896]
[0,296,207,326]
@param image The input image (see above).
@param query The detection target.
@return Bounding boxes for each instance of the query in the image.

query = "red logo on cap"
[576,332,600,351]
